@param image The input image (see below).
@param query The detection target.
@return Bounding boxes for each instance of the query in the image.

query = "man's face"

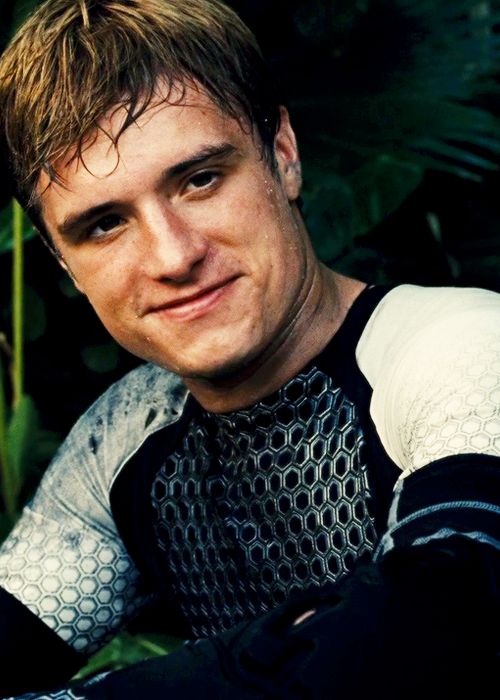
[38,84,314,381]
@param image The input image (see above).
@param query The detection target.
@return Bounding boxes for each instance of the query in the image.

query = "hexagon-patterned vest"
[111,286,400,638]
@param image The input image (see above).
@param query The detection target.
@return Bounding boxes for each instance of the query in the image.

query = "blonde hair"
[0,0,280,213]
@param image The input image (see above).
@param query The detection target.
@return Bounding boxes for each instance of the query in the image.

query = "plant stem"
[0,359,16,522]
[12,200,24,408]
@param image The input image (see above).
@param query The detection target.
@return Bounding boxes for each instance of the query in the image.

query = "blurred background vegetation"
[1,0,500,676]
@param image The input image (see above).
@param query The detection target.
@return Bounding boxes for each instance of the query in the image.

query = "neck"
[185,268,366,413]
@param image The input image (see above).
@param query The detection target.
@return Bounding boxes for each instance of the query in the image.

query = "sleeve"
[355,284,500,552]
[0,502,149,697]
[0,504,149,655]
[358,284,500,473]
[0,363,187,696]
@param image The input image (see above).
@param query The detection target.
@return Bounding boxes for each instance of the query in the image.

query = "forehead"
[36,81,255,200]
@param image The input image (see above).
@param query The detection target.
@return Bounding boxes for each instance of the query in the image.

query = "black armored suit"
[2,283,500,685]
[149,369,378,637]
[110,285,401,639]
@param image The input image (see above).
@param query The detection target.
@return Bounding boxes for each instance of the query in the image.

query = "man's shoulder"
[89,361,188,425]
[78,361,190,455]
[378,283,500,317]
[356,284,500,472]
[368,283,500,341]
[34,362,190,523]
[357,284,500,381]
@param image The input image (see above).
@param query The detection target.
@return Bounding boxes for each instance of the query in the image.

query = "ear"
[274,106,302,202]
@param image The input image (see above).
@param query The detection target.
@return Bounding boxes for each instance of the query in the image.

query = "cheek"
[67,247,136,300]
[211,170,284,238]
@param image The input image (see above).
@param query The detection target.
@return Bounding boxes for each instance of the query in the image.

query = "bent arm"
[0,504,149,697]
[0,364,181,696]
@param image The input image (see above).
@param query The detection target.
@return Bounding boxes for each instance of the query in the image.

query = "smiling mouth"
[150,278,238,321]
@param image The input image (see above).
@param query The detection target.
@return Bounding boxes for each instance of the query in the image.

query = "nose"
[138,202,209,282]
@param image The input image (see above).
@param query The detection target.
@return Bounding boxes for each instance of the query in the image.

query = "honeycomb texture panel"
[402,334,500,471]
[152,366,376,637]
[0,511,146,654]
[3,690,84,700]
[3,672,112,700]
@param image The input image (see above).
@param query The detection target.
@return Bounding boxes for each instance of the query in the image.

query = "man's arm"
[0,363,183,696]
[0,505,149,696]
[4,522,499,700]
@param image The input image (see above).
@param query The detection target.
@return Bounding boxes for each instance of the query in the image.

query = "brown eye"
[89,214,124,239]
[186,170,218,190]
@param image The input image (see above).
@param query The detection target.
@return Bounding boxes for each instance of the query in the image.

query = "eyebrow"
[166,142,237,178]
[57,142,238,239]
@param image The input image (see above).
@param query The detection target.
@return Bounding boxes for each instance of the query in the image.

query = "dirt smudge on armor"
[145,408,157,428]
[89,433,101,454]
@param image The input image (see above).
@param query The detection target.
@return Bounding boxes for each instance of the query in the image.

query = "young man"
[0,0,499,697]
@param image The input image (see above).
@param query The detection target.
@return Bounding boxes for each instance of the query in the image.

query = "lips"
[147,277,238,320]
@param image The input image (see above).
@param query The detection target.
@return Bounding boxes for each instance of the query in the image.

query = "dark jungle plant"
[0,201,52,531]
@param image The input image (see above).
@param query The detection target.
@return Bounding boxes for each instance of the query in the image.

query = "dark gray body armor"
[111,286,399,638]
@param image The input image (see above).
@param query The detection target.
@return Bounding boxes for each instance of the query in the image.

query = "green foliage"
[350,157,423,236]
[0,202,60,537]
[0,205,36,254]
[233,0,500,258]
[5,395,59,501]
[81,343,120,374]
[303,155,424,261]
[6,394,37,501]
[75,632,183,679]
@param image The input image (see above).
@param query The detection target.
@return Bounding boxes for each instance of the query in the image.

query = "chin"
[125,326,268,381]
[170,345,265,383]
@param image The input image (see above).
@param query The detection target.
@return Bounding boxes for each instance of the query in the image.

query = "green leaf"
[350,155,424,237]
[302,170,356,261]
[302,154,424,257]
[81,343,120,374]
[0,204,36,255]
[59,274,82,299]
[24,285,47,341]
[75,632,183,679]
[6,394,39,496]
